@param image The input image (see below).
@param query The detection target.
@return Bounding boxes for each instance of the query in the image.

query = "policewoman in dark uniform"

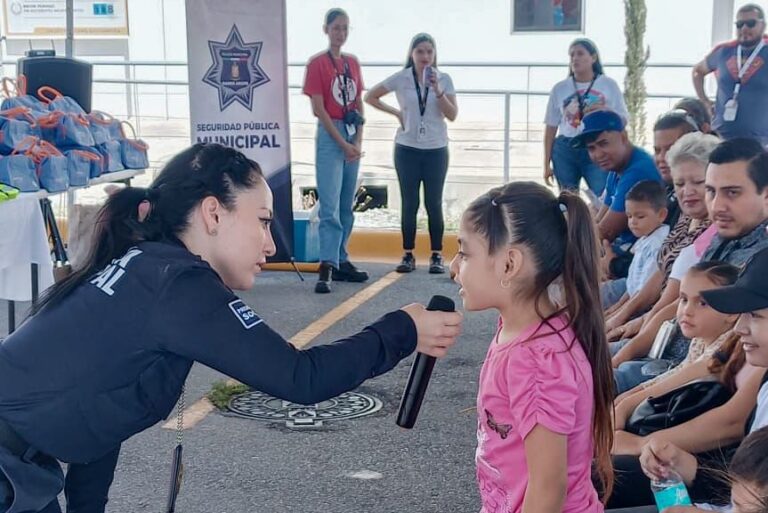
[0,143,462,512]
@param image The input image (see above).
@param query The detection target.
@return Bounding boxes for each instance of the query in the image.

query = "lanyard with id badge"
[724,40,766,122]
[412,66,431,142]
[327,51,359,137]
[573,74,598,123]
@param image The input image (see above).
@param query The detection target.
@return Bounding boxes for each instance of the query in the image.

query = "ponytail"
[32,143,264,316]
[559,191,615,502]
[465,183,614,500]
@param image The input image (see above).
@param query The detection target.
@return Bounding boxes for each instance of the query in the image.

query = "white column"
[712,0,735,46]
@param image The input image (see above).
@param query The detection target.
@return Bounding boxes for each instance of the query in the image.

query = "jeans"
[315,120,360,268]
[610,338,631,357]
[551,135,607,196]
[614,358,656,394]
[601,278,627,310]
[394,144,449,251]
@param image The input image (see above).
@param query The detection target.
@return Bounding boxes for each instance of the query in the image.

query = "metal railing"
[0,59,702,183]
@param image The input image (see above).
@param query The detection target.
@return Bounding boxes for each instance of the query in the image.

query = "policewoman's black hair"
[404,33,438,70]
[568,38,604,77]
[464,181,614,502]
[32,143,265,315]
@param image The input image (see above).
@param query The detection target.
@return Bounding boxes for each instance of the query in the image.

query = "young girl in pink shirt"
[450,182,614,513]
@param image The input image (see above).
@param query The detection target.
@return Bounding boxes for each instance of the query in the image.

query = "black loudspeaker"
[17,56,93,112]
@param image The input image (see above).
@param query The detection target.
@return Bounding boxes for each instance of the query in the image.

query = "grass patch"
[207,381,251,410]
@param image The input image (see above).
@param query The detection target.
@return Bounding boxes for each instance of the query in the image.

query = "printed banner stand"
[185,0,296,268]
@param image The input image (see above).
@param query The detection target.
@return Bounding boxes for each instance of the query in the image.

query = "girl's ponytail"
[559,190,615,502]
[465,183,615,501]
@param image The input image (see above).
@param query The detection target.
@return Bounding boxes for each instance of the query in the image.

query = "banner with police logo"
[185,0,293,262]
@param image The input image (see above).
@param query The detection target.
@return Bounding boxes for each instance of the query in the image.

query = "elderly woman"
[607,133,722,390]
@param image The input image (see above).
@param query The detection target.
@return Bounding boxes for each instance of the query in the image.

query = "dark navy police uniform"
[0,241,417,512]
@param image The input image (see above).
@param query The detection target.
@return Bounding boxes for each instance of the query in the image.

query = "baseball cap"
[571,110,626,148]
[702,247,768,314]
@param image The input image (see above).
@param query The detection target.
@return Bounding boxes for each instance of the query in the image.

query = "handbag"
[64,148,101,186]
[87,110,123,145]
[119,121,149,169]
[32,140,69,193]
[0,76,47,113]
[0,107,40,154]
[37,86,87,116]
[0,136,40,192]
[95,140,125,173]
[625,380,733,437]
[37,110,96,148]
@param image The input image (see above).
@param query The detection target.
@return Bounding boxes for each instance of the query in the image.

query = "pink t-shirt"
[476,315,602,513]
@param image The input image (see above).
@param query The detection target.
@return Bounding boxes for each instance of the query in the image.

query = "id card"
[416,122,427,142]
[345,124,357,137]
[723,98,738,122]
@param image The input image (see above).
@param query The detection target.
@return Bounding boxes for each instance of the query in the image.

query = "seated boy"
[602,180,670,311]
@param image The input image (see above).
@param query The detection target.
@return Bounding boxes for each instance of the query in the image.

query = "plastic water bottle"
[651,470,693,510]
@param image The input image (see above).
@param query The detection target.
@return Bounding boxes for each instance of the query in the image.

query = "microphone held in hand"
[396,295,455,429]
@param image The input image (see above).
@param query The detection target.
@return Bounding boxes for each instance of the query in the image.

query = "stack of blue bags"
[0,79,149,194]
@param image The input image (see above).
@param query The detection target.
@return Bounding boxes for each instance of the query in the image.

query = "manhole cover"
[228,390,383,428]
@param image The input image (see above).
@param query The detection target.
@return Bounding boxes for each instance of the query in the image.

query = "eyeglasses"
[736,19,762,29]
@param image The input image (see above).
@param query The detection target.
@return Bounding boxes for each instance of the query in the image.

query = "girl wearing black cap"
[612,247,768,511]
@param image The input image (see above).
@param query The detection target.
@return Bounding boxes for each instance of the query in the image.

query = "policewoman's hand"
[401,303,463,358]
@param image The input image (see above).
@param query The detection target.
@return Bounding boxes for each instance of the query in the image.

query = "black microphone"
[396,295,455,429]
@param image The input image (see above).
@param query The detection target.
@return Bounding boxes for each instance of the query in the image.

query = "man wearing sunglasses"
[693,3,768,146]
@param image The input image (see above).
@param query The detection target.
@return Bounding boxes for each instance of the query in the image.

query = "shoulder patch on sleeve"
[228,299,263,329]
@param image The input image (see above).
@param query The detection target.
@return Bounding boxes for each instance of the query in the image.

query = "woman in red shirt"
[302,8,368,294]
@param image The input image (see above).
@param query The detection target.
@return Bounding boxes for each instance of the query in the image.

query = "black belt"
[0,417,30,459]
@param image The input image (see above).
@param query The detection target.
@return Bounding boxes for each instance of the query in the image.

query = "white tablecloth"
[0,199,55,301]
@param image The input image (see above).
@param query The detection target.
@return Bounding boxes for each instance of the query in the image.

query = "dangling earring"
[500,278,512,289]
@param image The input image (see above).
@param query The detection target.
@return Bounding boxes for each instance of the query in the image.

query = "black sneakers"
[314,262,332,294]
[396,253,416,273]
[332,261,369,283]
[429,253,446,274]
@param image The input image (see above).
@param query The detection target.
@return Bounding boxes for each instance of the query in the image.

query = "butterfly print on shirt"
[485,410,512,439]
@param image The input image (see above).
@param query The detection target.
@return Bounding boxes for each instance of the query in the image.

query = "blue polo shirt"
[603,146,663,243]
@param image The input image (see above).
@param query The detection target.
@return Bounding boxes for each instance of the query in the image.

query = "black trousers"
[1,444,120,513]
[394,144,449,251]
